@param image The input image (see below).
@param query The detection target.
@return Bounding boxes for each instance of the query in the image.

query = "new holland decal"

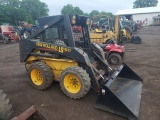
[36,41,71,53]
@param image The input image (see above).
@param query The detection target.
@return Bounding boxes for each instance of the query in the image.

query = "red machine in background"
[72,25,82,33]
[99,39,125,65]
[135,21,142,29]
[0,25,20,44]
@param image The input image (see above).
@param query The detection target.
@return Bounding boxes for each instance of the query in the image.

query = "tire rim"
[64,74,81,94]
[4,40,7,43]
[3,38,8,43]
[23,32,29,38]
[111,56,119,64]
[31,69,43,85]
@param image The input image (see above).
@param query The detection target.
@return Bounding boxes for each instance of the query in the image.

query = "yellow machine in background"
[90,15,141,44]
[114,16,141,44]
[90,29,115,43]
[114,16,132,43]
[90,14,115,43]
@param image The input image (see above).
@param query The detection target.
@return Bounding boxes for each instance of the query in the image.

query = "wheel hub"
[31,69,43,85]
[70,78,79,86]
[64,74,81,94]
[111,57,118,64]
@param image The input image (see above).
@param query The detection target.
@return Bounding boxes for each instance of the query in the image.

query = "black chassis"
[20,14,110,92]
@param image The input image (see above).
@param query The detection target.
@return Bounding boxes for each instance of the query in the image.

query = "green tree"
[133,0,158,8]
[61,4,84,15]
[0,0,23,25]
[101,11,114,18]
[89,11,114,22]
[21,0,49,21]
[61,4,74,14]
[83,13,89,16]
[0,0,49,25]
[74,7,83,15]
[89,10,100,17]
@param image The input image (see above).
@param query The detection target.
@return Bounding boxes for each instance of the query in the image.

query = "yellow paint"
[95,29,102,33]
[114,16,132,43]
[64,74,81,94]
[31,68,43,85]
[120,28,132,40]
[39,57,78,81]
[90,30,115,43]
[105,30,115,39]
[26,56,38,62]
[114,16,120,43]
[25,55,78,81]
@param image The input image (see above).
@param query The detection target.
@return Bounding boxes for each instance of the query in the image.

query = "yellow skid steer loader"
[19,15,143,120]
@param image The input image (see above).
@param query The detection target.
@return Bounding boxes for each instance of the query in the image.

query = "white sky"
[40,0,160,15]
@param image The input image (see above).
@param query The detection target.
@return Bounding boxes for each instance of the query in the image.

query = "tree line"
[61,4,115,22]
[0,0,158,26]
[0,0,49,25]
[133,0,158,8]
[61,0,158,22]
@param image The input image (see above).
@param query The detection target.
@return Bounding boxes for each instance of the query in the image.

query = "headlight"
[86,18,90,25]
[72,15,76,24]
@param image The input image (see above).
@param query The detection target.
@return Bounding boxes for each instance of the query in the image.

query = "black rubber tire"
[60,66,91,99]
[3,37,9,44]
[133,24,138,32]
[23,31,30,39]
[31,26,39,34]
[14,29,21,42]
[52,40,66,46]
[123,25,132,34]
[108,53,122,65]
[15,29,21,37]
[28,62,54,90]
[0,90,13,120]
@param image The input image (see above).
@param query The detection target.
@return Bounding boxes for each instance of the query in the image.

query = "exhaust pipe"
[95,63,143,120]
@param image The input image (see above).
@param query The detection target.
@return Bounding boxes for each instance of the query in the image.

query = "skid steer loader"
[19,15,143,120]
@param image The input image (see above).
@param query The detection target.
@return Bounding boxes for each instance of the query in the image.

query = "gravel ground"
[0,26,160,120]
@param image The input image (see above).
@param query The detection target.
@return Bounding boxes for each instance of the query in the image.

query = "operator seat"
[98,44,107,49]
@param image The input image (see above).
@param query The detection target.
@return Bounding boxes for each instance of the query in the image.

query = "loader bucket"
[130,36,142,44]
[95,63,143,120]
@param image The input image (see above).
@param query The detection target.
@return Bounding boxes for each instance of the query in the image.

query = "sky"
[40,0,160,15]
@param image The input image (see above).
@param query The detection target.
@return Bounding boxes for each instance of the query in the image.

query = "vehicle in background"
[0,25,20,44]
[98,39,125,65]
[13,21,39,39]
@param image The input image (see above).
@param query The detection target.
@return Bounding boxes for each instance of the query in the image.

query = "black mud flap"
[95,63,143,120]
[130,36,142,44]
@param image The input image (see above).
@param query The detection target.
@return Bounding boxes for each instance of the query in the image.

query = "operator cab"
[37,15,92,55]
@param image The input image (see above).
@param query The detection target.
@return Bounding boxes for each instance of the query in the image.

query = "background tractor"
[0,25,20,44]
[114,16,142,44]
[19,14,143,120]
[89,15,125,65]
[13,21,39,39]
[98,39,125,65]
[90,14,115,44]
